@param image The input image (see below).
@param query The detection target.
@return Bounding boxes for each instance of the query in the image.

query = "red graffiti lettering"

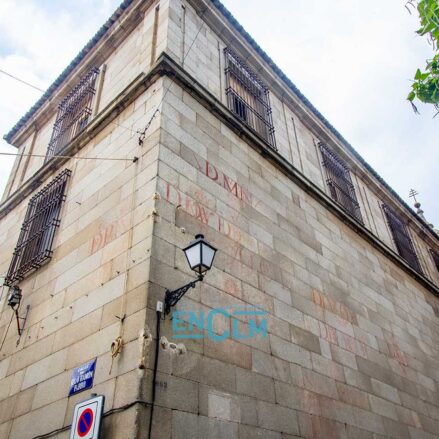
[318,321,337,344]
[312,290,354,323]
[223,175,239,198]
[197,158,252,203]
[206,162,218,181]
[196,204,211,225]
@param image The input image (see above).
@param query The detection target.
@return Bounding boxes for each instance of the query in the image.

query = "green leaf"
[408,91,416,101]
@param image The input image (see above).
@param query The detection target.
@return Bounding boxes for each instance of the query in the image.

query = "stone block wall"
[165,0,439,283]
[145,78,439,438]
[0,81,162,438]
[0,0,438,438]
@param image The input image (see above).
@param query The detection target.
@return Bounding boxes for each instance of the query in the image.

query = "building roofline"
[210,0,437,241]
[3,0,436,241]
[3,0,134,144]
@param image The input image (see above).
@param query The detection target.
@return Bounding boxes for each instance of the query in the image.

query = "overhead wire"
[32,399,152,439]
[0,152,137,162]
[0,70,138,138]
[0,69,45,92]
[143,10,208,439]
[109,119,143,134]
[1,7,208,147]
[138,8,208,145]
[0,308,14,352]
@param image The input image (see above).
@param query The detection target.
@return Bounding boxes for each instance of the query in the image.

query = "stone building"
[0,0,439,438]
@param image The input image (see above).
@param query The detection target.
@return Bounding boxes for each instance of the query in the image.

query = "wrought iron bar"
[224,48,276,149]
[5,169,71,285]
[382,204,423,273]
[430,248,439,273]
[164,275,204,315]
[46,68,99,161]
[318,142,363,223]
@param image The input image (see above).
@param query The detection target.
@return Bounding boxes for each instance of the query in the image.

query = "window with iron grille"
[430,248,439,273]
[318,142,363,223]
[382,204,423,273]
[224,48,276,149]
[5,169,71,286]
[46,67,99,161]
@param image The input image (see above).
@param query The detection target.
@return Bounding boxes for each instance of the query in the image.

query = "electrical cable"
[109,119,143,134]
[14,9,206,438]
[147,309,162,439]
[0,69,45,92]
[0,152,137,162]
[0,68,140,137]
[2,10,207,148]
[108,151,139,375]
[31,399,152,439]
[0,308,14,352]
[138,8,208,145]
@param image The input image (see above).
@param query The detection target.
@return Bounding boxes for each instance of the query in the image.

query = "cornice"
[186,0,439,248]
[158,53,439,297]
[0,60,165,221]
[1,52,438,296]
[4,0,152,147]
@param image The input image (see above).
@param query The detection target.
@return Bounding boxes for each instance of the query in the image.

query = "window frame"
[5,169,71,286]
[224,47,276,149]
[46,67,100,162]
[318,142,363,224]
[430,248,439,274]
[382,203,423,273]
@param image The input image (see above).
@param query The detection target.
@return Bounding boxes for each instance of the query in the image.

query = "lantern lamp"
[7,286,22,309]
[164,234,217,315]
[183,234,217,276]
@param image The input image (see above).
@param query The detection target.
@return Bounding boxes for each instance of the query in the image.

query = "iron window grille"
[430,248,439,273]
[5,169,71,286]
[318,142,363,223]
[382,204,423,273]
[46,67,99,162]
[224,47,276,149]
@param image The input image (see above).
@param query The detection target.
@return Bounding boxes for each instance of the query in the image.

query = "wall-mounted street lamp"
[148,234,216,438]
[164,234,217,315]
[7,286,22,308]
[7,286,30,336]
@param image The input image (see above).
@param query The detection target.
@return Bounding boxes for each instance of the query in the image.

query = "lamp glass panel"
[201,243,215,269]
[184,243,201,271]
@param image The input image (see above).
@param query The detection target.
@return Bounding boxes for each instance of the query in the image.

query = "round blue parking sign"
[77,408,94,437]
[70,394,104,439]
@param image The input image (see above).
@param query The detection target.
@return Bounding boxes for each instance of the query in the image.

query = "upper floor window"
[430,248,439,273]
[382,204,422,273]
[46,67,99,161]
[5,169,71,286]
[224,48,276,149]
[318,142,363,223]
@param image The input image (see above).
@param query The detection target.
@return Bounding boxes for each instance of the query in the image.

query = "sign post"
[70,394,105,439]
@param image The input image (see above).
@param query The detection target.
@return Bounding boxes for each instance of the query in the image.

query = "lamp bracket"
[164,275,203,315]
[15,304,30,342]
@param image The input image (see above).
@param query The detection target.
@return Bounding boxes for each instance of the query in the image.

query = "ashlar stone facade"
[1,1,439,438]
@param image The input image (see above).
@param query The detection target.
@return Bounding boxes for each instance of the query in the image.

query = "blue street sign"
[69,358,97,397]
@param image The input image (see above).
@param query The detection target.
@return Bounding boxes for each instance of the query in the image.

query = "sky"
[0,0,437,226]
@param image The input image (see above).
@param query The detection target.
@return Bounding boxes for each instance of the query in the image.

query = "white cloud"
[221,0,438,226]
[0,0,437,228]
[0,0,120,199]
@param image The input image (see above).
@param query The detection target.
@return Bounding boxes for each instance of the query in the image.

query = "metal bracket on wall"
[15,304,30,346]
